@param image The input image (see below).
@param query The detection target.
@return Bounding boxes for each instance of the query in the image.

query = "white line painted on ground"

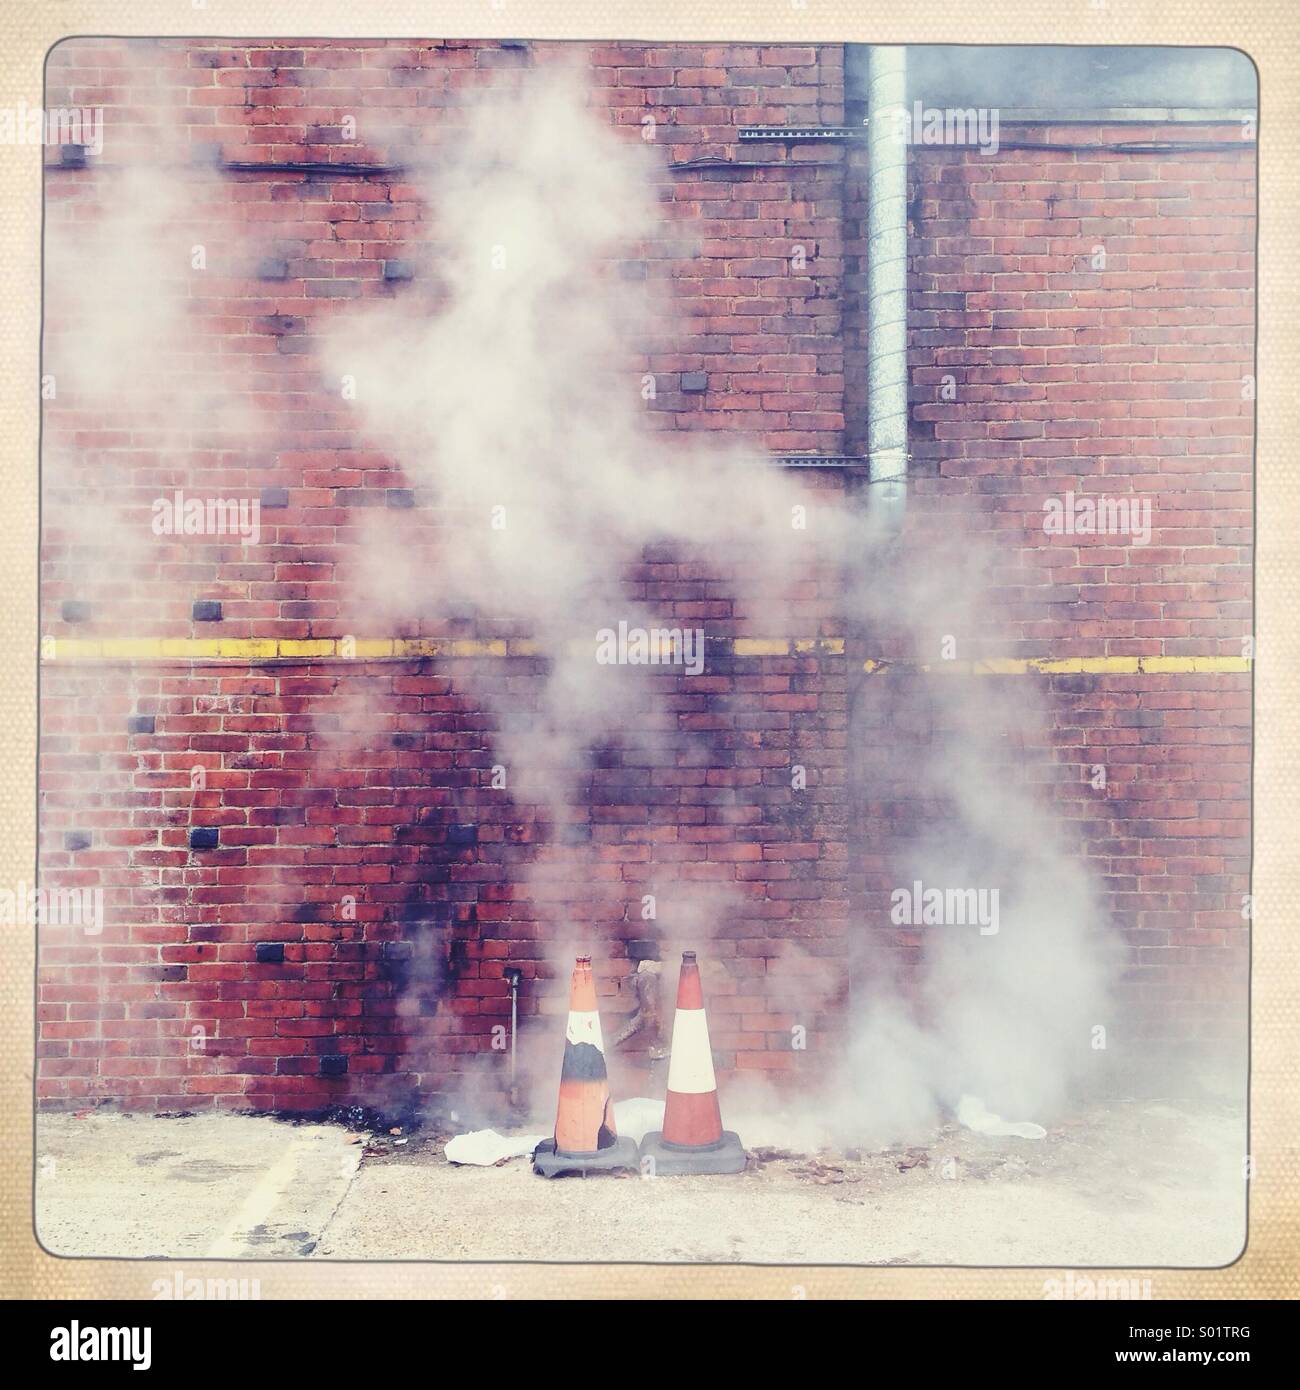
[204,1135,317,1259]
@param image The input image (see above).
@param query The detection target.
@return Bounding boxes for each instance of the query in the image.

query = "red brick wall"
[37,38,1253,1113]
[844,125,1253,1080]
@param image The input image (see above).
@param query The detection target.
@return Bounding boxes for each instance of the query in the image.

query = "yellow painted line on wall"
[1140,656,1252,673]
[350,639,395,659]
[923,657,1141,675]
[275,639,336,658]
[38,637,1251,675]
[726,638,846,657]
[43,636,520,663]
[901,656,1252,676]
[42,636,850,662]
[731,638,792,657]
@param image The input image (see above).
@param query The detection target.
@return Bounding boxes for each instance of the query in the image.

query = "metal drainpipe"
[504,967,522,1107]
[865,46,909,534]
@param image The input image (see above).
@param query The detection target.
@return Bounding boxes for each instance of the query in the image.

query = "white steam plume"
[311,64,1118,1144]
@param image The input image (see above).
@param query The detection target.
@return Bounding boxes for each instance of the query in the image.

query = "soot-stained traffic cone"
[640,951,746,1175]
[533,954,640,1178]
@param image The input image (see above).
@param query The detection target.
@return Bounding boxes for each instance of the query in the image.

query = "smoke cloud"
[41,52,1123,1147]
[320,69,831,821]
[319,64,1120,1145]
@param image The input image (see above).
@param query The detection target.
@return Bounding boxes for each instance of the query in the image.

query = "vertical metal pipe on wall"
[865,46,909,533]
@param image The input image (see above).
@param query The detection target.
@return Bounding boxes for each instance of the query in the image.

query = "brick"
[35,38,1253,1114]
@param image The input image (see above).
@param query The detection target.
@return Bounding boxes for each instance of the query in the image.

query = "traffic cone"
[533,954,639,1178]
[640,951,746,1174]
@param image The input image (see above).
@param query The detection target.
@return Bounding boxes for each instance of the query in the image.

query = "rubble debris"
[749,1145,804,1164]
[789,1158,849,1185]
[325,1103,397,1133]
[957,1094,1047,1140]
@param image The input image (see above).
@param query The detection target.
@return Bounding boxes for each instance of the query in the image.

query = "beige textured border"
[2,2,1294,1301]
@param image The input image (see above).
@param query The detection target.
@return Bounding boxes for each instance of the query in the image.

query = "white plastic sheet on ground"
[444,1129,546,1166]
[444,1098,665,1166]
[612,1097,665,1145]
[956,1094,1047,1140]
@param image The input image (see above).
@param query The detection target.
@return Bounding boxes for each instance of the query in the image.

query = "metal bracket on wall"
[766,455,870,469]
[737,126,867,142]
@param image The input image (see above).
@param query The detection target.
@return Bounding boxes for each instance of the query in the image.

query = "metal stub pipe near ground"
[640,951,746,1175]
[533,954,640,1178]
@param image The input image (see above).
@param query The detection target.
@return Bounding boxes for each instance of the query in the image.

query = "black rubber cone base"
[639,1129,747,1176]
[532,1135,640,1178]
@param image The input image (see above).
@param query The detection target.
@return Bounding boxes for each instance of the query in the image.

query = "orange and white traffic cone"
[533,954,639,1177]
[640,951,746,1174]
